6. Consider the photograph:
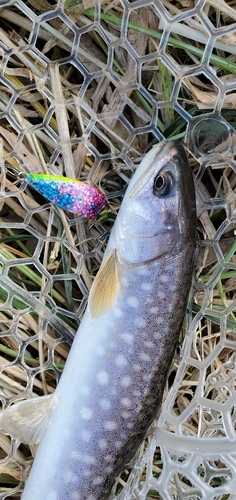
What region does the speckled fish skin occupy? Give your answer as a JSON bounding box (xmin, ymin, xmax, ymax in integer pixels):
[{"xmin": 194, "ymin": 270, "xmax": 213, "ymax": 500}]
[
  {"xmin": 22, "ymin": 141, "xmax": 196, "ymax": 500},
  {"xmin": 26, "ymin": 174, "xmax": 107, "ymax": 219}
]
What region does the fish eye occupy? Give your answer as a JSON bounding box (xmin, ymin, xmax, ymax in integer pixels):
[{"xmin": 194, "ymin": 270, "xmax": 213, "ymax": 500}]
[{"xmin": 153, "ymin": 172, "xmax": 172, "ymax": 197}]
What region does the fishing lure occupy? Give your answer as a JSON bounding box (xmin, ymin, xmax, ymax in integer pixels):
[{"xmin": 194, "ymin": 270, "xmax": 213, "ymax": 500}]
[
  {"xmin": 0, "ymin": 141, "xmax": 196, "ymax": 500},
  {"xmin": 26, "ymin": 174, "xmax": 107, "ymax": 219}
]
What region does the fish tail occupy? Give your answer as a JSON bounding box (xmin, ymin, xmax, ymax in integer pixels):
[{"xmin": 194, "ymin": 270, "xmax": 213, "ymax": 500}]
[{"xmin": 0, "ymin": 394, "xmax": 55, "ymax": 445}]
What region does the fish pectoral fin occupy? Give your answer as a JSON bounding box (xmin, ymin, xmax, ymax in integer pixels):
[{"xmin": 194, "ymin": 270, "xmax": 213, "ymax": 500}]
[
  {"xmin": 0, "ymin": 394, "xmax": 55, "ymax": 445},
  {"xmin": 88, "ymin": 248, "xmax": 120, "ymax": 319}
]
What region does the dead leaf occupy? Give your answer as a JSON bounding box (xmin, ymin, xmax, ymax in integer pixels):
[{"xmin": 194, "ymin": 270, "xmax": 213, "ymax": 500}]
[{"xmin": 183, "ymin": 77, "xmax": 236, "ymax": 109}]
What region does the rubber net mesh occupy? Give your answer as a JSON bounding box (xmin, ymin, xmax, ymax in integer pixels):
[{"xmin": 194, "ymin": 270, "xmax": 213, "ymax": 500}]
[{"xmin": 0, "ymin": 0, "xmax": 235, "ymax": 498}]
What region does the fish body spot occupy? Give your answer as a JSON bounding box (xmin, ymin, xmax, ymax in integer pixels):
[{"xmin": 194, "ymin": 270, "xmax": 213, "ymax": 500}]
[
  {"xmin": 81, "ymin": 430, "xmax": 92, "ymax": 442},
  {"xmin": 113, "ymin": 307, "xmax": 123, "ymax": 318},
  {"xmin": 134, "ymin": 317, "xmax": 146, "ymax": 328},
  {"xmin": 92, "ymin": 477, "xmax": 104, "ymax": 486},
  {"xmin": 121, "ymin": 375, "xmax": 132, "ymax": 387},
  {"xmin": 83, "ymin": 454, "xmax": 96, "ymax": 465},
  {"xmin": 114, "ymin": 440, "xmax": 122, "ymax": 449},
  {"xmin": 121, "ymin": 397, "xmax": 132, "ymax": 408},
  {"xmin": 71, "ymin": 493, "xmax": 81, "ymax": 500},
  {"xmin": 127, "ymin": 296, "xmax": 139, "ymax": 308},
  {"xmin": 140, "ymin": 352, "xmax": 150, "ymax": 362},
  {"xmin": 150, "ymin": 306, "xmax": 159, "ymax": 314},
  {"xmin": 99, "ymin": 398, "xmax": 111, "ymax": 410},
  {"xmin": 72, "ymin": 451, "xmax": 96, "ymax": 465},
  {"xmin": 104, "ymin": 420, "xmax": 117, "ymax": 431},
  {"xmin": 80, "ymin": 385, "xmax": 90, "ymax": 396},
  {"xmin": 138, "ymin": 267, "xmax": 149, "ymax": 276},
  {"xmin": 105, "ymin": 466, "xmax": 113, "ymax": 474},
  {"xmin": 65, "ymin": 470, "xmax": 77, "ymax": 484},
  {"xmin": 98, "ymin": 438, "xmax": 107, "ymax": 450},
  {"xmin": 160, "ymin": 274, "xmax": 169, "ymax": 283},
  {"xmin": 144, "ymin": 340, "xmax": 154, "ymax": 348},
  {"xmin": 115, "ymin": 354, "xmax": 127, "ymax": 367},
  {"xmin": 120, "ymin": 332, "xmax": 134, "ymax": 344},
  {"xmin": 122, "ymin": 276, "xmax": 129, "ymax": 287},
  {"xmin": 82, "ymin": 469, "xmax": 91, "ymax": 478},
  {"xmin": 80, "ymin": 407, "xmax": 93, "ymax": 420},
  {"xmin": 121, "ymin": 411, "xmax": 130, "ymax": 419},
  {"xmin": 96, "ymin": 370, "xmax": 109, "ymax": 385},
  {"xmin": 141, "ymin": 282, "xmax": 152, "ymax": 291}
]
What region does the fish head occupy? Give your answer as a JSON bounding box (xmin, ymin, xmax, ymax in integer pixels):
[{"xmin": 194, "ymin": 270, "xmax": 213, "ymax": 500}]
[{"xmin": 113, "ymin": 140, "xmax": 196, "ymax": 264}]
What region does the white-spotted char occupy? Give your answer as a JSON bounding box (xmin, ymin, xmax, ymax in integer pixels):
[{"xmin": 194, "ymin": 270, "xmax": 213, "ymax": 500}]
[{"xmin": 0, "ymin": 141, "xmax": 196, "ymax": 499}]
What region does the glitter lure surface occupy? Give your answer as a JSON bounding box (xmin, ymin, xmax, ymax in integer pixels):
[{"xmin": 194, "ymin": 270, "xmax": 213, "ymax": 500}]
[{"xmin": 26, "ymin": 174, "xmax": 107, "ymax": 219}]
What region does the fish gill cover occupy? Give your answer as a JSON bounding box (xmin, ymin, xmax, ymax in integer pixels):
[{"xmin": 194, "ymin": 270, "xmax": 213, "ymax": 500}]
[{"xmin": 0, "ymin": 1, "xmax": 235, "ymax": 499}]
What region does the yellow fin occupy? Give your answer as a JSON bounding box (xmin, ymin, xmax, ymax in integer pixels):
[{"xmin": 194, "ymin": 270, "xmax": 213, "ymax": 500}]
[
  {"xmin": 88, "ymin": 249, "xmax": 120, "ymax": 319},
  {"xmin": 0, "ymin": 394, "xmax": 55, "ymax": 444}
]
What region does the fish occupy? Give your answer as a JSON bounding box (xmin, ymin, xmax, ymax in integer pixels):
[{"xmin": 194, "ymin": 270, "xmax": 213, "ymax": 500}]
[
  {"xmin": 0, "ymin": 140, "xmax": 196, "ymax": 500},
  {"xmin": 26, "ymin": 173, "xmax": 107, "ymax": 219}
]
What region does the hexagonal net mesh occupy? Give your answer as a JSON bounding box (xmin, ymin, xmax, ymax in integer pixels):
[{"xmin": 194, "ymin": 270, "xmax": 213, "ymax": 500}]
[{"xmin": 0, "ymin": 0, "xmax": 235, "ymax": 498}]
